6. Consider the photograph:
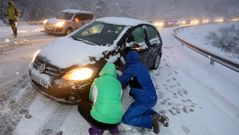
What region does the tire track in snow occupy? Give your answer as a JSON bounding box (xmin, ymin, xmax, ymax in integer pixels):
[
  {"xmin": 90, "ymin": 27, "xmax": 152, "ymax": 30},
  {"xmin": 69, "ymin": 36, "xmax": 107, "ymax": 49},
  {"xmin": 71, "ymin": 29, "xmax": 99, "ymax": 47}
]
[
  {"xmin": 0, "ymin": 36, "xmax": 56, "ymax": 53},
  {"xmin": 36, "ymin": 105, "xmax": 73, "ymax": 135},
  {"xmin": 0, "ymin": 80, "xmax": 37, "ymax": 135}
]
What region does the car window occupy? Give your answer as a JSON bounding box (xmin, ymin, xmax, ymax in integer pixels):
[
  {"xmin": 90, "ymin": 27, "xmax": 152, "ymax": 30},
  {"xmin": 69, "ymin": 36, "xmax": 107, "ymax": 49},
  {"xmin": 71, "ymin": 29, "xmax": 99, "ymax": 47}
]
[
  {"xmin": 146, "ymin": 25, "xmax": 161, "ymax": 45},
  {"xmin": 130, "ymin": 27, "xmax": 145, "ymax": 43},
  {"xmin": 57, "ymin": 12, "xmax": 73, "ymax": 20},
  {"xmin": 81, "ymin": 23, "xmax": 104, "ymax": 36},
  {"xmin": 74, "ymin": 14, "xmax": 94, "ymax": 21},
  {"xmin": 73, "ymin": 22, "xmax": 125, "ymax": 46},
  {"xmin": 146, "ymin": 26, "xmax": 158, "ymax": 40},
  {"xmin": 74, "ymin": 14, "xmax": 81, "ymax": 22},
  {"xmin": 80, "ymin": 14, "xmax": 94, "ymax": 21}
]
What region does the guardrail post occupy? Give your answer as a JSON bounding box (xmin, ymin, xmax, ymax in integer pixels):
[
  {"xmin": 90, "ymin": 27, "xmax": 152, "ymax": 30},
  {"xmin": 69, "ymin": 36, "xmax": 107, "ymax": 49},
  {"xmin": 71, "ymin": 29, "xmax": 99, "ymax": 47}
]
[
  {"xmin": 208, "ymin": 56, "xmax": 215, "ymax": 66},
  {"xmin": 210, "ymin": 59, "xmax": 215, "ymax": 66},
  {"xmin": 174, "ymin": 30, "xmax": 239, "ymax": 72}
]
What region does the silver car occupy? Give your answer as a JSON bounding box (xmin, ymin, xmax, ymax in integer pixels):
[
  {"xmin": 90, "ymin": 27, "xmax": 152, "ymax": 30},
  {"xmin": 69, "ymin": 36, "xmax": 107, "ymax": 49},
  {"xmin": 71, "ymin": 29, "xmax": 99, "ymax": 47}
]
[{"xmin": 43, "ymin": 9, "xmax": 94, "ymax": 35}]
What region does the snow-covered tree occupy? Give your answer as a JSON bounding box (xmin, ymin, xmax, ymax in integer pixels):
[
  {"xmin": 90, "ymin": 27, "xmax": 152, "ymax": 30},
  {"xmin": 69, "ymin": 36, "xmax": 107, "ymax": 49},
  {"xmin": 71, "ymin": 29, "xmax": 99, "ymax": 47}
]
[{"xmin": 207, "ymin": 24, "xmax": 239, "ymax": 55}]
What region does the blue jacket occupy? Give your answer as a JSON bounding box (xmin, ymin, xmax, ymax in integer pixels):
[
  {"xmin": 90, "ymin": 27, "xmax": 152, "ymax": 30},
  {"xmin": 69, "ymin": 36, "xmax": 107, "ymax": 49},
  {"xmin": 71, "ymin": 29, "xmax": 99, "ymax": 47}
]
[{"xmin": 118, "ymin": 51, "xmax": 157, "ymax": 107}]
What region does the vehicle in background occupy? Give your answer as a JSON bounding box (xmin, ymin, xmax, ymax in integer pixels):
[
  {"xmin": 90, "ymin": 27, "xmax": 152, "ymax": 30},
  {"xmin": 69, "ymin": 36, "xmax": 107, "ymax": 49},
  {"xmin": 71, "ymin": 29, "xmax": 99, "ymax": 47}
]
[
  {"xmin": 177, "ymin": 19, "xmax": 191, "ymax": 26},
  {"xmin": 29, "ymin": 17, "xmax": 163, "ymax": 104},
  {"xmin": 214, "ymin": 18, "xmax": 224, "ymax": 23},
  {"xmin": 43, "ymin": 9, "xmax": 94, "ymax": 35},
  {"xmin": 154, "ymin": 20, "xmax": 178, "ymax": 28},
  {"xmin": 190, "ymin": 19, "xmax": 200, "ymax": 25}
]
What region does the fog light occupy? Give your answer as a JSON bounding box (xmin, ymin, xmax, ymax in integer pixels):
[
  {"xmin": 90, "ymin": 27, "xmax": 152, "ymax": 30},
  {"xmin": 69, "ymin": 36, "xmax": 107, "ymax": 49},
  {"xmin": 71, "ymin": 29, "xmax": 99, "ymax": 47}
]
[{"xmin": 69, "ymin": 96, "xmax": 75, "ymax": 101}]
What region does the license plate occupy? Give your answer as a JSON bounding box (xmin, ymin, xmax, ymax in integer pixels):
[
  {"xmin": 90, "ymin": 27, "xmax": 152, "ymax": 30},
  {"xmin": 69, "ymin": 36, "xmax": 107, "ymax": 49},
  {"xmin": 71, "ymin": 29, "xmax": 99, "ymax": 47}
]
[
  {"xmin": 45, "ymin": 25, "xmax": 53, "ymax": 30},
  {"xmin": 31, "ymin": 73, "xmax": 49, "ymax": 89}
]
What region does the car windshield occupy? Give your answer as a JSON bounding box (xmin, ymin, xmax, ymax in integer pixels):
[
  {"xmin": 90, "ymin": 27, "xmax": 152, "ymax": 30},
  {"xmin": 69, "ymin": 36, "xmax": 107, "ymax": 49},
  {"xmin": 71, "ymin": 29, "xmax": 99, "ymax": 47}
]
[
  {"xmin": 72, "ymin": 21, "xmax": 125, "ymax": 46},
  {"xmin": 57, "ymin": 12, "xmax": 74, "ymax": 20}
]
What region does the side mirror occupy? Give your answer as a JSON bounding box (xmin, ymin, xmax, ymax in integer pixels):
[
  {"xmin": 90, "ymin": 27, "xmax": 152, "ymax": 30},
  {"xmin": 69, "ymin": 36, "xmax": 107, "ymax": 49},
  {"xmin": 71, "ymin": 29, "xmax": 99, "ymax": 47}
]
[{"xmin": 73, "ymin": 18, "xmax": 80, "ymax": 22}]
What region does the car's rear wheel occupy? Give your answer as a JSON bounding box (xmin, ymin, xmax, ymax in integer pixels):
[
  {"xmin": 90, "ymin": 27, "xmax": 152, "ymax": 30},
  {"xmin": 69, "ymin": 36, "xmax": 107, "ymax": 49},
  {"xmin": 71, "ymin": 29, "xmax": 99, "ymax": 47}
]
[
  {"xmin": 65, "ymin": 28, "xmax": 73, "ymax": 35},
  {"xmin": 151, "ymin": 53, "xmax": 161, "ymax": 70}
]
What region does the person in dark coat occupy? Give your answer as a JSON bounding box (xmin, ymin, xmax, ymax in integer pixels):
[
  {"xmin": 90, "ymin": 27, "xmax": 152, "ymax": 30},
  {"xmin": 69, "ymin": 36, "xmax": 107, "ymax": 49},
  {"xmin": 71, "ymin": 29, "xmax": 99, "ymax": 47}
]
[{"xmin": 117, "ymin": 50, "xmax": 169, "ymax": 134}]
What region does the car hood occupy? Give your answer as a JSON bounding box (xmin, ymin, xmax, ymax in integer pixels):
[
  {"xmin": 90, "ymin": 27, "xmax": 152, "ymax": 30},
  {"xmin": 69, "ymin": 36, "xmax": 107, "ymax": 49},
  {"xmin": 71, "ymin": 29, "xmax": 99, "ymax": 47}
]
[
  {"xmin": 39, "ymin": 37, "xmax": 113, "ymax": 69},
  {"xmin": 47, "ymin": 18, "xmax": 65, "ymax": 24}
]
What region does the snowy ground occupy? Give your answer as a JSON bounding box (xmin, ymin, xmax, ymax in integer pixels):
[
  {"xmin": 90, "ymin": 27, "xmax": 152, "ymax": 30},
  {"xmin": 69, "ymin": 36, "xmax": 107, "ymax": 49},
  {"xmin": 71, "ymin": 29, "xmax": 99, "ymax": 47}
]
[
  {"xmin": 0, "ymin": 23, "xmax": 239, "ymax": 135},
  {"xmin": 0, "ymin": 24, "xmax": 58, "ymax": 135}
]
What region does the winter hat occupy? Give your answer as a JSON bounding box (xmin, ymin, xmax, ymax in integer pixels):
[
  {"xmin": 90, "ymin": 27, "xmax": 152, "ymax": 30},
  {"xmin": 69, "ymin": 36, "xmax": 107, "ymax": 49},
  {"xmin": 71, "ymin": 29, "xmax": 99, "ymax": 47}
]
[{"xmin": 99, "ymin": 63, "xmax": 117, "ymax": 78}]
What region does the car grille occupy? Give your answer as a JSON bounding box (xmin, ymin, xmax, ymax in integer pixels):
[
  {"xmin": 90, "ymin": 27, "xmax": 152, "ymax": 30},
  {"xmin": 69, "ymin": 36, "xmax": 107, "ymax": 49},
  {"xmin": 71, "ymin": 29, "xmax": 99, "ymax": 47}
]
[{"xmin": 33, "ymin": 56, "xmax": 63, "ymax": 78}]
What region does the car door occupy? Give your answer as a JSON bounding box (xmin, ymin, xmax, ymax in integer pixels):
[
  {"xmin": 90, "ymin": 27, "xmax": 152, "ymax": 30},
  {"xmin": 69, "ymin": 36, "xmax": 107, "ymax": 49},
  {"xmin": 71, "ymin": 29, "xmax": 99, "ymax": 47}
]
[
  {"xmin": 127, "ymin": 25, "xmax": 151, "ymax": 67},
  {"xmin": 145, "ymin": 25, "xmax": 162, "ymax": 66}
]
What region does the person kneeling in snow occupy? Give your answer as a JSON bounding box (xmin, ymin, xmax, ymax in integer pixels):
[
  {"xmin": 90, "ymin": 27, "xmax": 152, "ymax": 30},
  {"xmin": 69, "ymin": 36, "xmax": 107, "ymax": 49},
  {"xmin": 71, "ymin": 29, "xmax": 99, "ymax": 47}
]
[
  {"xmin": 117, "ymin": 51, "xmax": 169, "ymax": 134},
  {"xmin": 78, "ymin": 63, "xmax": 123, "ymax": 135}
]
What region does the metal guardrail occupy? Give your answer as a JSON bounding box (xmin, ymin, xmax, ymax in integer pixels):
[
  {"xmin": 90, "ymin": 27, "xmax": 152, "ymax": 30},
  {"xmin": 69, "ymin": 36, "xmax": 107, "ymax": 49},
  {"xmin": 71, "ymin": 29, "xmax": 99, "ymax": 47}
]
[{"xmin": 173, "ymin": 28, "xmax": 239, "ymax": 72}]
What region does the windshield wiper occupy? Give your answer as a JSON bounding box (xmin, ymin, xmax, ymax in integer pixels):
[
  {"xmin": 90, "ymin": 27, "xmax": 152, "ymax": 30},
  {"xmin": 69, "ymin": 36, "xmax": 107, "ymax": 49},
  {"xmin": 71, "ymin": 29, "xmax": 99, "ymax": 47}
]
[
  {"xmin": 71, "ymin": 35, "xmax": 78, "ymax": 40},
  {"xmin": 71, "ymin": 35, "xmax": 96, "ymax": 45}
]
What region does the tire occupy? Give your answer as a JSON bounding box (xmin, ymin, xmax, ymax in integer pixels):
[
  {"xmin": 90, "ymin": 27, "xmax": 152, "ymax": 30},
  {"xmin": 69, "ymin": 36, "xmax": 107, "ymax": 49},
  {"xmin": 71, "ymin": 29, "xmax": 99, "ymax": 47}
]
[
  {"xmin": 65, "ymin": 28, "xmax": 73, "ymax": 35},
  {"xmin": 151, "ymin": 53, "xmax": 161, "ymax": 70}
]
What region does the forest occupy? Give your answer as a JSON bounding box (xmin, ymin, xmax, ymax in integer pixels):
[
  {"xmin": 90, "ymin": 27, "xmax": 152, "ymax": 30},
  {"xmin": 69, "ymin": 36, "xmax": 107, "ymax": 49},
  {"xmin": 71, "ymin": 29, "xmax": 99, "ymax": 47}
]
[{"xmin": 0, "ymin": 0, "xmax": 239, "ymax": 23}]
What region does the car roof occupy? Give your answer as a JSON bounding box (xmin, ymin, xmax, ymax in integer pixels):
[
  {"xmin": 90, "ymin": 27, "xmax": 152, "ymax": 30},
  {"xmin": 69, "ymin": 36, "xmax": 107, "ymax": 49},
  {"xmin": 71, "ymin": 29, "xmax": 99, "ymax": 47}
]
[
  {"xmin": 61, "ymin": 9, "xmax": 93, "ymax": 14},
  {"xmin": 96, "ymin": 17, "xmax": 151, "ymax": 26}
]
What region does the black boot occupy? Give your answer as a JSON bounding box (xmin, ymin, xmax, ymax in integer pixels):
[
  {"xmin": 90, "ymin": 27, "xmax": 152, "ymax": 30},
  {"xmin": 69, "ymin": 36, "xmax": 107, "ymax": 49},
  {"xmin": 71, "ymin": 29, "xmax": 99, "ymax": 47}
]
[
  {"xmin": 159, "ymin": 114, "xmax": 169, "ymax": 127},
  {"xmin": 13, "ymin": 27, "xmax": 17, "ymax": 38},
  {"xmin": 152, "ymin": 113, "xmax": 160, "ymax": 134}
]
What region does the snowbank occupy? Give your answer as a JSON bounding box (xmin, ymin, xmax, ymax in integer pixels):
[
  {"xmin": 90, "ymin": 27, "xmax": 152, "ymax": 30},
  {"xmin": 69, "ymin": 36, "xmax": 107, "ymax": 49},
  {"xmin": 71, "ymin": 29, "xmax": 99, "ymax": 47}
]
[
  {"xmin": 0, "ymin": 23, "xmax": 43, "ymax": 39},
  {"xmin": 0, "ymin": 19, "xmax": 5, "ymax": 26},
  {"xmin": 176, "ymin": 22, "xmax": 239, "ymax": 64}
]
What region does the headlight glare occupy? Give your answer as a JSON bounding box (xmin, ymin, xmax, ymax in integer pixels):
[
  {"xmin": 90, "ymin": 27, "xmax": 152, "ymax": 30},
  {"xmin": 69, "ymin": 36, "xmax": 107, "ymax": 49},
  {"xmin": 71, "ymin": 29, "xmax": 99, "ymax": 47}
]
[
  {"xmin": 63, "ymin": 68, "xmax": 93, "ymax": 81},
  {"xmin": 43, "ymin": 19, "xmax": 48, "ymax": 24},
  {"xmin": 56, "ymin": 21, "xmax": 65, "ymax": 27}
]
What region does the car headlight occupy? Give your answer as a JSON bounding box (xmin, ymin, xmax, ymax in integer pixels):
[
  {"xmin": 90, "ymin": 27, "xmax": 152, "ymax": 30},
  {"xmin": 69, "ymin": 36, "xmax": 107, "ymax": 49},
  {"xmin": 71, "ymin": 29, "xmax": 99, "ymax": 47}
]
[
  {"xmin": 31, "ymin": 50, "xmax": 41, "ymax": 63},
  {"xmin": 56, "ymin": 22, "xmax": 65, "ymax": 27},
  {"xmin": 158, "ymin": 22, "xmax": 164, "ymax": 27},
  {"xmin": 63, "ymin": 67, "xmax": 93, "ymax": 81},
  {"xmin": 43, "ymin": 19, "xmax": 48, "ymax": 24}
]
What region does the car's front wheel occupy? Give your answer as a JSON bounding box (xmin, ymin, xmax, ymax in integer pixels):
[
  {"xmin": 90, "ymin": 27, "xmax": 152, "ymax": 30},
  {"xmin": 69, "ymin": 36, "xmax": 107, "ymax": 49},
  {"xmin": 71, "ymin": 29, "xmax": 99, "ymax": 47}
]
[
  {"xmin": 65, "ymin": 28, "xmax": 73, "ymax": 35},
  {"xmin": 151, "ymin": 52, "xmax": 161, "ymax": 70}
]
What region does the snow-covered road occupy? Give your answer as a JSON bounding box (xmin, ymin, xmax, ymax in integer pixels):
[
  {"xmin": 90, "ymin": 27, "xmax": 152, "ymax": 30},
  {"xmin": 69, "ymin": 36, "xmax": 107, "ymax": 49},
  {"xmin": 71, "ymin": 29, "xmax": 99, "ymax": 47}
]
[
  {"xmin": 157, "ymin": 28, "xmax": 239, "ymax": 135},
  {"xmin": 0, "ymin": 26, "xmax": 58, "ymax": 135},
  {"xmin": 0, "ymin": 24, "xmax": 239, "ymax": 135}
]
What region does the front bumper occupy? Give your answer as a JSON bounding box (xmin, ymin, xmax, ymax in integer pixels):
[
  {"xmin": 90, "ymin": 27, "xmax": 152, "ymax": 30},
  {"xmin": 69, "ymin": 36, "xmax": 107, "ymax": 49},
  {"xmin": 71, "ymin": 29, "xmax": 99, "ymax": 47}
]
[
  {"xmin": 44, "ymin": 25, "xmax": 65, "ymax": 35},
  {"xmin": 29, "ymin": 69, "xmax": 93, "ymax": 105}
]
